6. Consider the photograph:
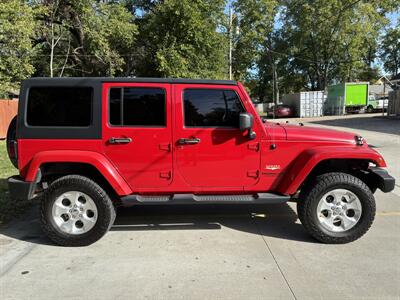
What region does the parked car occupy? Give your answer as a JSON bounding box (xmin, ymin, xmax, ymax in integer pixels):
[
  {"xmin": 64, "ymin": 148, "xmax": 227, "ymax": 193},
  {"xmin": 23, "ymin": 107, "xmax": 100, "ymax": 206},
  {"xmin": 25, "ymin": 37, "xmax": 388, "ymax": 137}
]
[
  {"xmin": 7, "ymin": 78, "xmax": 395, "ymax": 246},
  {"xmin": 267, "ymin": 104, "xmax": 294, "ymax": 118},
  {"xmin": 366, "ymin": 96, "xmax": 389, "ymax": 113}
]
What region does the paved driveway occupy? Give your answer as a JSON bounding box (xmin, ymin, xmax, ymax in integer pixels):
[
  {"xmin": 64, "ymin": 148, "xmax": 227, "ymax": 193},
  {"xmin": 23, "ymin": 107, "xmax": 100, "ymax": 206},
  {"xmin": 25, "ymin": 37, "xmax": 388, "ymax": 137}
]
[{"xmin": 1, "ymin": 114, "xmax": 399, "ymax": 299}]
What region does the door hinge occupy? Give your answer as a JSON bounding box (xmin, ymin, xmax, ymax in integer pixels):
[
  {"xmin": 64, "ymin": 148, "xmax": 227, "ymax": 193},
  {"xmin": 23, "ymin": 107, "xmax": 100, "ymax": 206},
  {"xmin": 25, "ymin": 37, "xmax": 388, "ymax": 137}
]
[
  {"xmin": 159, "ymin": 143, "xmax": 171, "ymax": 151},
  {"xmin": 160, "ymin": 171, "xmax": 172, "ymax": 179},
  {"xmin": 247, "ymin": 170, "xmax": 259, "ymax": 178},
  {"xmin": 247, "ymin": 143, "xmax": 260, "ymax": 151}
]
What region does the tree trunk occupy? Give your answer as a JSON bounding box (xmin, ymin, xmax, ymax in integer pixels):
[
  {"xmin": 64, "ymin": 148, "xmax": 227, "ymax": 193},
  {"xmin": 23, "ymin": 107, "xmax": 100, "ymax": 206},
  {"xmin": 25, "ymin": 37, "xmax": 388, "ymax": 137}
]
[{"xmin": 50, "ymin": 23, "xmax": 54, "ymax": 78}]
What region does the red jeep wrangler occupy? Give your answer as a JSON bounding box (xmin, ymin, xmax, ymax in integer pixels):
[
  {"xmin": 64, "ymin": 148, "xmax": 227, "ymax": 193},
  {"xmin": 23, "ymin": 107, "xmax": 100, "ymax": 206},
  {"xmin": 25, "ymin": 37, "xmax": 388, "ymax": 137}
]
[{"xmin": 6, "ymin": 78, "xmax": 395, "ymax": 246}]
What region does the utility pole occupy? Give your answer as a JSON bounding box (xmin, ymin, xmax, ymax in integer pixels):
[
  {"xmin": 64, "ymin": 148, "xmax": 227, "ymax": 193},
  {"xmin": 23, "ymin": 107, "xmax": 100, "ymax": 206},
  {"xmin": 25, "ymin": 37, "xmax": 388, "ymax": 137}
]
[{"xmin": 229, "ymin": 7, "xmax": 233, "ymax": 80}]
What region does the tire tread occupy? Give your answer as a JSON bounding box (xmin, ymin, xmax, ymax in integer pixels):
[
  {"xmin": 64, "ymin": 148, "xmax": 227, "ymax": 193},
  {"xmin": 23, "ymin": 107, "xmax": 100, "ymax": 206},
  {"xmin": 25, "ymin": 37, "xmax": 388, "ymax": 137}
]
[
  {"xmin": 298, "ymin": 172, "xmax": 375, "ymax": 244},
  {"xmin": 40, "ymin": 175, "xmax": 116, "ymax": 246}
]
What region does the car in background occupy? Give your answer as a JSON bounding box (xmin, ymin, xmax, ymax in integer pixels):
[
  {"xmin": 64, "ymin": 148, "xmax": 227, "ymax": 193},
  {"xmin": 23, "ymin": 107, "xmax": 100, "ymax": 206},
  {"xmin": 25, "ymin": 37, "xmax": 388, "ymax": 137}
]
[
  {"xmin": 366, "ymin": 96, "xmax": 389, "ymax": 113},
  {"xmin": 267, "ymin": 104, "xmax": 294, "ymax": 118}
]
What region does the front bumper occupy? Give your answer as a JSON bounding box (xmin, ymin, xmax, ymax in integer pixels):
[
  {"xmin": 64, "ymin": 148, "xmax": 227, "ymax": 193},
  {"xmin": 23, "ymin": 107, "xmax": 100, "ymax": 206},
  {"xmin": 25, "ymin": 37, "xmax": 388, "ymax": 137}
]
[
  {"xmin": 7, "ymin": 176, "xmax": 37, "ymax": 201},
  {"xmin": 369, "ymin": 167, "xmax": 395, "ymax": 193}
]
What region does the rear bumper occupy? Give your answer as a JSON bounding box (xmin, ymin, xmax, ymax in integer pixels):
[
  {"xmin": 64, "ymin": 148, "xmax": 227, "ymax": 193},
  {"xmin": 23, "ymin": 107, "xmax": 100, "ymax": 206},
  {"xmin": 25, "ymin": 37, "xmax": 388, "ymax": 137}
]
[
  {"xmin": 7, "ymin": 176, "xmax": 37, "ymax": 200},
  {"xmin": 369, "ymin": 167, "xmax": 395, "ymax": 193}
]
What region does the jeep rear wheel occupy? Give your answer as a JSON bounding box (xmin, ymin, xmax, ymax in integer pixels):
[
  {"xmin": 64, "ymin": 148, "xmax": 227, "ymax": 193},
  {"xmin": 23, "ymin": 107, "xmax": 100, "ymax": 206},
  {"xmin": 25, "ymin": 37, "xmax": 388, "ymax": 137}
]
[
  {"xmin": 41, "ymin": 175, "xmax": 116, "ymax": 246},
  {"xmin": 297, "ymin": 172, "xmax": 375, "ymax": 244}
]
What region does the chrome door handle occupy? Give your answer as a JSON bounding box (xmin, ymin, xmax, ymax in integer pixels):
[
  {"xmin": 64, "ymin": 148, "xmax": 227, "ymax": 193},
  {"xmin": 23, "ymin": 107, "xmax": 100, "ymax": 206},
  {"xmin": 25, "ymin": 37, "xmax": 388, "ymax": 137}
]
[
  {"xmin": 109, "ymin": 137, "xmax": 132, "ymax": 144},
  {"xmin": 178, "ymin": 138, "xmax": 201, "ymax": 145}
]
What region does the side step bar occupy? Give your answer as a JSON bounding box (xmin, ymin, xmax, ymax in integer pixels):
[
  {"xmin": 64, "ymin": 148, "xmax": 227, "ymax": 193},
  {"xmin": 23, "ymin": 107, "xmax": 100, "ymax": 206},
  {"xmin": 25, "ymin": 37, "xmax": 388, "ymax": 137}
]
[{"xmin": 120, "ymin": 193, "xmax": 290, "ymax": 206}]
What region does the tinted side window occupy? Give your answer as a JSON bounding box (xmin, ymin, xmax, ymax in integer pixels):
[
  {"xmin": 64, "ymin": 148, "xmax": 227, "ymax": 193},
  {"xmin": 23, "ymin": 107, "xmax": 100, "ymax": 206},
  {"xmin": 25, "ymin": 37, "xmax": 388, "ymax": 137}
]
[
  {"xmin": 27, "ymin": 87, "xmax": 92, "ymax": 126},
  {"xmin": 109, "ymin": 88, "xmax": 166, "ymax": 126},
  {"xmin": 183, "ymin": 89, "xmax": 244, "ymax": 127}
]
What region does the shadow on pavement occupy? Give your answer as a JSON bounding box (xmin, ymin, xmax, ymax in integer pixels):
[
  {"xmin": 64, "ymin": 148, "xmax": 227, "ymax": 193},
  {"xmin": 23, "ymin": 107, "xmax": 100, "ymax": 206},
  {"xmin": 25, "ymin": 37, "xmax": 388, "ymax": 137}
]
[
  {"xmin": 309, "ymin": 116, "xmax": 400, "ymax": 135},
  {"xmin": 0, "ymin": 202, "xmax": 316, "ymax": 246}
]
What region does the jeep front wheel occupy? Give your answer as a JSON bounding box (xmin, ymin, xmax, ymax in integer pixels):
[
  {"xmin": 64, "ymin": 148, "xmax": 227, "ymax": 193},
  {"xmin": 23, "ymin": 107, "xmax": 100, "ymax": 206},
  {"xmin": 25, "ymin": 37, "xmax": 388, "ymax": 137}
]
[
  {"xmin": 297, "ymin": 172, "xmax": 376, "ymax": 244},
  {"xmin": 41, "ymin": 175, "xmax": 116, "ymax": 246}
]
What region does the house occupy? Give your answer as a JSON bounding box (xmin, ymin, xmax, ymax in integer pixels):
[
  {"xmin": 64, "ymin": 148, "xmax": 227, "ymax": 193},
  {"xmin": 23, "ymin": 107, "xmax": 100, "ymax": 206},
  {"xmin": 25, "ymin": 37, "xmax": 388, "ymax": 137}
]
[
  {"xmin": 369, "ymin": 84, "xmax": 393, "ymax": 99},
  {"xmin": 370, "ymin": 76, "xmax": 395, "ymax": 99}
]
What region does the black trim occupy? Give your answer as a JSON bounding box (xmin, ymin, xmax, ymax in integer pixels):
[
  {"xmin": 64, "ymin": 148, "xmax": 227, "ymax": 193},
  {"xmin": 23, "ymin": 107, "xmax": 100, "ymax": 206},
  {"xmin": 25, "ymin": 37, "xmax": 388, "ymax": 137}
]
[
  {"xmin": 369, "ymin": 167, "xmax": 395, "ymax": 193},
  {"xmin": 18, "ymin": 79, "xmax": 102, "ymax": 139},
  {"xmin": 7, "ymin": 175, "xmax": 37, "ymax": 200},
  {"xmin": 18, "ymin": 77, "xmax": 237, "ymax": 139},
  {"xmin": 120, "ymin": 193, "xmax": 290, "ymax": 206},
  {"xmin": 24, "ymin": 77, "xmax": 238, "ymax": 85}
]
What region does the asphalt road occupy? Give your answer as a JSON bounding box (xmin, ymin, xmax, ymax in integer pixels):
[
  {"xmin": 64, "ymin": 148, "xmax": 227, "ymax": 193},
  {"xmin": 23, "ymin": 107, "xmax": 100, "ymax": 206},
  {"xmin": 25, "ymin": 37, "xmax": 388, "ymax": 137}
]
[{"xmin": 1, "ymin": 114, "xmax": 399, "ymax": 300}]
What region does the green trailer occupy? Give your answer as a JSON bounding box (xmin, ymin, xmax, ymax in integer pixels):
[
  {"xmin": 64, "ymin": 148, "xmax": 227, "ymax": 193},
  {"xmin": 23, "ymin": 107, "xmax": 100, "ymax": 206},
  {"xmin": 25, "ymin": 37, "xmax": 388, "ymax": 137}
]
[{"xmin": 326, "ymin": 82, "xmax": 369, "ymax": 114}]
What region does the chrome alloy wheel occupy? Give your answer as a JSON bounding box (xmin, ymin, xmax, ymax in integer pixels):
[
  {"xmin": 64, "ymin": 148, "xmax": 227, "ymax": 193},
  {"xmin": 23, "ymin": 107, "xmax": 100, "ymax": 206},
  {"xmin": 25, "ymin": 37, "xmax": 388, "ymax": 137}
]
[
  {"xmin": 316, "ymin": 189, "xmax": 362, "ymax": 232},
  {"xmin": 52, "ymin": 191, "xmax": 98, "ymax": 235}
]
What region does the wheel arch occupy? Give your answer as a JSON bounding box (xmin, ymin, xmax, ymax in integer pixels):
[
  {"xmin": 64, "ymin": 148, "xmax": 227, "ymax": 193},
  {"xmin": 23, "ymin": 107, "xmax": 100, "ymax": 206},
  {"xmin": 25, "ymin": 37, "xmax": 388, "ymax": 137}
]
[
  {"xmin": 299, "ymin": 158, "xmax": 380, "ymax": 193},
  {"xmin": 276, "ymin": 146, "xmax": 386, "ymax": 195},
  {"xmin": 24, "ymin": 150, "xmax": 132, "ymax": 196}
]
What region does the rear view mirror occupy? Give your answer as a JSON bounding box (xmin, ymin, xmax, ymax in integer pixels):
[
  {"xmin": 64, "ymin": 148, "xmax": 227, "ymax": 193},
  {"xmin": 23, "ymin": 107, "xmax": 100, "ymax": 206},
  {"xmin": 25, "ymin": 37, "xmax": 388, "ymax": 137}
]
[{"xmin": 239, "ymin": 112, "xmax": 254, "ymax": 131}]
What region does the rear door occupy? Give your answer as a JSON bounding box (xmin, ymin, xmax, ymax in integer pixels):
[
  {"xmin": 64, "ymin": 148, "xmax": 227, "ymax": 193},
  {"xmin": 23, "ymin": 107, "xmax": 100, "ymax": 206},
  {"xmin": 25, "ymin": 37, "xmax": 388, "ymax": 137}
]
[
  {"xmin": 102, "ymin": 82, "xmax": 172, "ymax": 190},
  {"xmin": 174, "ymin": 84, "xmax": 261, "ymax": 189}
]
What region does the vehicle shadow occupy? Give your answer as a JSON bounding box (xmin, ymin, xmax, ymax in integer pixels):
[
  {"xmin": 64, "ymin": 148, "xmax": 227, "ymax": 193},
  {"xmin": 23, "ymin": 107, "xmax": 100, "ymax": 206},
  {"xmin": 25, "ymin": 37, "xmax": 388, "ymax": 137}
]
[
  {"xmin": 0, "ymin": 202, "xmax": 316, "ymax": 246},
  {"xmin": 309, "ymin": 116, "xmax": 400, "ymax": 136}
]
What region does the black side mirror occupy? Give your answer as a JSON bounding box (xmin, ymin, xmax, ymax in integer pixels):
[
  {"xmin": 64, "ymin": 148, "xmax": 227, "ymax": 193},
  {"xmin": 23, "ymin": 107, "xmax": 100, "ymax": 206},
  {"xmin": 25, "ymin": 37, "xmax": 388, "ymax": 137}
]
[{"xmin": 239, "ymin": 113, "xmax": 256, "ymax": 140}]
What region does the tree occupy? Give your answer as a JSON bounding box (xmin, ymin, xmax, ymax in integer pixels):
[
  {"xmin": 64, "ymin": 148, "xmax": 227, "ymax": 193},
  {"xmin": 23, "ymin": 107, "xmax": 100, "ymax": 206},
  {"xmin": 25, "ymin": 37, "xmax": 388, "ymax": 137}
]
[
  {"xmin": 0, "ymin": 0, "xmax": 35, "ymax": 97},
  {"xmin": 232, "ymin": 0, "xmax": 277, "ymax": 80},
  {"xmin": 228, "ymin": 0, "xmax": 278, "ymax": 102},
  {"xmin": 33, "ymin": 0, "xmax": 137, "ymax": 77},
  {"xmin": 380, "ymin": 26, "xmax": 400, "ymax": 76},
  {"xmin": 134, "ymin": 0, "xmax": 227, "ymax": 79},
  {"xmin": 279, "ymin": 0, "xmax": 392, "ymax": 91}
]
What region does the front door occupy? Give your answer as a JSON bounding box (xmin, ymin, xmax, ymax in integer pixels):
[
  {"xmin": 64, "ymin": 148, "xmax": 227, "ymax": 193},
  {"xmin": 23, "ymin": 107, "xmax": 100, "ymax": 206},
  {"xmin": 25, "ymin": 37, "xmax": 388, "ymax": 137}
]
[
  {"xmin": 102, "ymin": 83, "xmax": 172, "ymax": 190},
  {"xmin": 174, "ymin": 84, "xmax": 260, "ymax": 189}
]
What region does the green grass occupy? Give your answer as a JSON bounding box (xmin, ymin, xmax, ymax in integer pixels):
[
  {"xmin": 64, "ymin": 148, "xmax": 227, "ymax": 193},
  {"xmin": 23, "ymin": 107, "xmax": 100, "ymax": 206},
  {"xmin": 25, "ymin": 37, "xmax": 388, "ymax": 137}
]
[{"xmin": 0, "ymin": 140, "xmax": 31, "ymax": 224}]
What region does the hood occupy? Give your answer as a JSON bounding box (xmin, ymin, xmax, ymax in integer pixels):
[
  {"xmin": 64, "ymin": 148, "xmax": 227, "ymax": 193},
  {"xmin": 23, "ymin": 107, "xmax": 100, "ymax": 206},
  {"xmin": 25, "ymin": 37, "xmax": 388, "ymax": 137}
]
[{"xmin": 265, "ymin": 122, "xmax": 358, "ymax": 144}]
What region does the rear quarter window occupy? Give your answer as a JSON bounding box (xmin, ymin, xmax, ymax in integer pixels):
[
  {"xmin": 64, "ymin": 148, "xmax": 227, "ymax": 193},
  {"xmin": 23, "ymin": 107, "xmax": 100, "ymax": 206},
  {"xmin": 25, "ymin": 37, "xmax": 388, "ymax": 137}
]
[{"xmin": 27, "ymin": 87, "xmax": 93, "ymax": 127}]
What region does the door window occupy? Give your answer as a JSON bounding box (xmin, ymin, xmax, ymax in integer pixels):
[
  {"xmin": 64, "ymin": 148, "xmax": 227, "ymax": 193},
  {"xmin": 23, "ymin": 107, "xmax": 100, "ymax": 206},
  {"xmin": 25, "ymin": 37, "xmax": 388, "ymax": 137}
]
[
  {"xmin": 183, "ymin": 89, "xmax": 244, "ymax": 127},
  {"xmin": 109, "ymin": 87, "xmax": 166, "ymax": 126}
]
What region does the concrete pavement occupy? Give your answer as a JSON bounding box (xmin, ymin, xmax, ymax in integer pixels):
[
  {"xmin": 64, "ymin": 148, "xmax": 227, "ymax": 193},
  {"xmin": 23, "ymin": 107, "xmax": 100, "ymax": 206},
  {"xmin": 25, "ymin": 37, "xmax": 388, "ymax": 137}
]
[{"xmin": 1, "ymin": 114, "xmax": 399, "ymax": 299}]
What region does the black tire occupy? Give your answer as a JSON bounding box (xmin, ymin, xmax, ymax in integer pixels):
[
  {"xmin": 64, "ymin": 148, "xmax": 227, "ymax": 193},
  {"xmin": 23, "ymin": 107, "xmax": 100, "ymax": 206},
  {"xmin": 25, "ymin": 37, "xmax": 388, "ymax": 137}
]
[
  {"xmin": 40, "ymin": 175, "xmax": 116, "ymax": 246},
  {"xmin": 366, "ymin": 105, "xmax": 374, "ymax": 113},
  {"xmin": 297, "ymin": 172, "xmax": 375, "ymax": 244},
  {"xmin": 6, "ymin": 116, "xmax": 18, "ymax": 168}
]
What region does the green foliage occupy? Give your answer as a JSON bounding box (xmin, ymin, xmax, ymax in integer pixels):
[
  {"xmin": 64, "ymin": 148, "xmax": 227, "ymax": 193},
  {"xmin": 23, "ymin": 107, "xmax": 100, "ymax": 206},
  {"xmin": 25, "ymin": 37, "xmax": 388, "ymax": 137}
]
[
  {"xmin": 137, "ymin": 0, "xmax": 227, "ymax": 78},
  {"xmin": 232, "ymin": 0, "xmax": 278, "ymax": 81},
  {"xmin": 380, "ymin": 26, "xmax": 400, "ymax": 76},
  {"xmin": 0, "ymin": 0, "xmax": 399, "ymax": 99},
  {"xmin": 33, "ymin": 0, "xmax": 137, "ymax": 77},
  {"xmin": 278, "ymin": 0, "xmax": 390, "ymax": 91},
  {"xmin": 0, "ymin": 0, "xmax": 35, "ymax": 97}
]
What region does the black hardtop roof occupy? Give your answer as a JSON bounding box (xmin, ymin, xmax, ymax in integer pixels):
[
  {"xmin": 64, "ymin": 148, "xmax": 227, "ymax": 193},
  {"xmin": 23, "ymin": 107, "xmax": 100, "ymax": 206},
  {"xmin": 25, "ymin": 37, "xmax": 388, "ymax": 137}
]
[{"xmin": 24, "ymin": 77, "xmax": 238, "ymax": 86}]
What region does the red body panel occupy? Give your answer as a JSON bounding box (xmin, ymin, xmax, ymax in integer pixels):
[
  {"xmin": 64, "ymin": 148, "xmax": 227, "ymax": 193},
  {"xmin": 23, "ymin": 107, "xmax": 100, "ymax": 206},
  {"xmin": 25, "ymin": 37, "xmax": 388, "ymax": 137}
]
[
  {"xmin": 173, "ymin": 84, "xmax": 261, "ymax": 190},
  {"xmin": 17, "ymin": 81, "xmax": 387, "ymax": 197},
  {"xmin": 18, "ymin": 141, "xmax": 132, "ymax": 195},
  {"xmin": 102, "ymin": 82, "xmax": 173, "ymax": 190}
]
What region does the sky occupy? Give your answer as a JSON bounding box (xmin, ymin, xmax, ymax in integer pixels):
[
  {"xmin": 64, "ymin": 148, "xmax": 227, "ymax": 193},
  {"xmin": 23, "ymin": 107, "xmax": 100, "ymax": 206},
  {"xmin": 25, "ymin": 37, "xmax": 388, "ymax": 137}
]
[{"xmin": 387, "ymin": 11, "xmax": 399, "ymax": 27}]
